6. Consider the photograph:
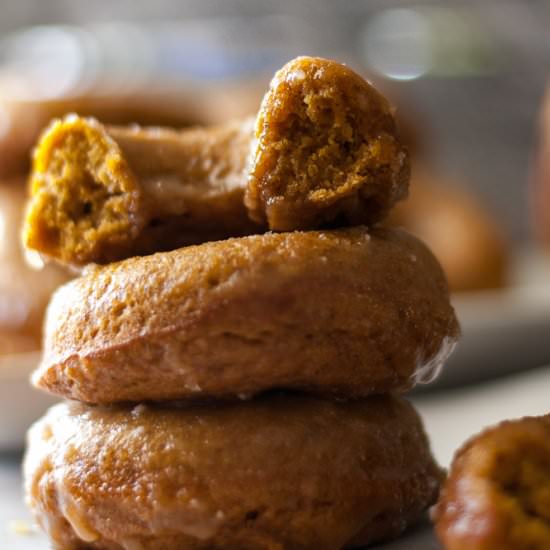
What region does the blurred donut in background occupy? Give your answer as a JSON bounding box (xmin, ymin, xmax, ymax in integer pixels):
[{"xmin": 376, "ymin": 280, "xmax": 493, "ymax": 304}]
[
  {"xmin": 0, "ymin": 84, "xmax": 262, "ymax": 179},
  {"xmin": 534, "ymin": 83, "xmax": 550, "ymax": 249},
  {"xmin": 388, "ymin": 164, "xmax": 509, "ymax": 293},
  {"xmin": 0, "ymin": 181, "xmax": 71, "ymax": 355},
  {"xmin": 0, "ymin": 23, "xmax": 265, "ymax": 178}
]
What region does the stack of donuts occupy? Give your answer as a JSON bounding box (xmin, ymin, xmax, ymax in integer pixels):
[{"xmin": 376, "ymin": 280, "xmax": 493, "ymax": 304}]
[{"xmin": 23, "ymin": 57, "xmax": 459, "ymax": 549}]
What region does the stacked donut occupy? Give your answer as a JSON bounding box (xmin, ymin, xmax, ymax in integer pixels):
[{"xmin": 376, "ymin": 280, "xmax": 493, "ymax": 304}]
[{"xmin": 23, "ymin": 57, "xmax": 459, "ymax": 549}]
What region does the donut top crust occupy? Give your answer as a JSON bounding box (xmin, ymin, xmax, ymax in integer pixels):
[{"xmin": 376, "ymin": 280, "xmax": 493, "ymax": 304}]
[{"xmin": 34, "ymin": 226, "xmax": 458, "ymax": 403}]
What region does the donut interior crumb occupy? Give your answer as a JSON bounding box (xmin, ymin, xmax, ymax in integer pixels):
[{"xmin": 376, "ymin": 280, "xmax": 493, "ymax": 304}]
[
  {"xmin": 24, "ymin": 117, "xmax": 139, "ymax": 264},
  {"xmin": 249, "ymin": 57, "xmax": 408, "ymax": 229},
  {"xmin": 491, "ymin": 444, "xmax": 550, "ymax": 539}
]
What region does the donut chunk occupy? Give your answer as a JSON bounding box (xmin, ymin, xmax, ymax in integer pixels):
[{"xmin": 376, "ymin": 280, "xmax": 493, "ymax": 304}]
[
  {"xmin": 24, "ymin": 115, "xmax": 259, "ymax": 265},
  {"xmin": 23, "ymin": 57, "xmax": 409, "ymax": 267},
  {"xmin": 25, "ymin": 394, "xmax": 443, "ymax": 550},
  {"xmin": 434, "ymin": 415, "xmax": 550, "ymax": 550},
  {"xmin": 246, "ymin": 56, "xmax": 409, "ymax": 229},
  {"xmin": 33, "ymin": 227, "xmax": 459, "ymax": 404}
]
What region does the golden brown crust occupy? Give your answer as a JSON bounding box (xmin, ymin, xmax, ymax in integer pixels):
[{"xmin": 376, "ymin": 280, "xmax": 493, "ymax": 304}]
[
  {"xmin": 0, "ymin": 180, "xmax": 71, "ymax": 354},
  {"xmin": 25, "ymin": 394, "xmax": 443, "ymax": 550},
  {"xmin": 23, "ymin": 57, "xmax": 409, "ymax": 267},
  {"xmin": 33, "ymin": 226, "xmax": 458, "ymax": 404},
  {"xmin": 245, "ymin": 56, "xmax": 409, "ymax": 229},
  {"xmin": 388, "ymin": 166, "xmax": 508, "ymax": 292},
  {"xmin": 433, "ymin": 415, "xmax": 550, "ymax": 550}
]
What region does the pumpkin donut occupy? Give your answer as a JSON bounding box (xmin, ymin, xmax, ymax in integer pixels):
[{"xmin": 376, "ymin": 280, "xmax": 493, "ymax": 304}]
[
  {"xmin": 33, "ymin": 226, "xmax": 458, "ymax": 404},
  {"xmin": 25, "ymin": 393, "xmax": 442, "ymax": 550},
  {"xmin": 434, "ymin": 414, "xmax": 550, "ymax": 550},
  {"xmin": 23, "ymin": 56, "xmax": 409, "ymax": 266}
]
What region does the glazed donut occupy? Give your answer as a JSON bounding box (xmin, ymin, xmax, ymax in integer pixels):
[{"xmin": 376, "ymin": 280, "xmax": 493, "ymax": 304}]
[
  {"xmin": 25, "ymin": 394, "xmax": 442, "ymax": 550},
  {"xmin": 388, "ymin": 165, "xmax": 508, "ymax": 292},
  {"xmin": 33, "ymin": 226, "xmax": 458, "ymax": 404},
  {"xmin": 0, "ymin": 180, "xmax": 71, "ymax": 354},
  {"xmin": 23, "ymin": 56, "xmax": 409, "ymax": 266},
  {"xmin": 434, "ymin": 414, "xmax": 550, "ymax": 550}
]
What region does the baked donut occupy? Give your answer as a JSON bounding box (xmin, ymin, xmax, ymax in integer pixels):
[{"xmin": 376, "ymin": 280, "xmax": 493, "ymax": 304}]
[
  {"xmin": 388, "ymin": 165, "xmax": 508, "ymax": 292},
  {"xmin": 434, "ymin": 414, "xmax": 550, "ymax": 550},
  {"xmin": 33, "ymin": 226, "xmax": 458, "ymax": 404},
  {"xmin": 25, "ymin": 394, "xmax": 443, "ymax": 550},
  {"xmin": 23, "ymin": 56, "xmax": 409, "ymax": 266},
  {"xmin": 0, "ymin": 180, "xmax": 71, "ymax": 354}
]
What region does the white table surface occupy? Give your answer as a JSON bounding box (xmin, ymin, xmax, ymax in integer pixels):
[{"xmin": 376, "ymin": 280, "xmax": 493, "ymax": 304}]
[{"xmin": 2, "ymin": 365, "xmax": 550, "ymax": 549}]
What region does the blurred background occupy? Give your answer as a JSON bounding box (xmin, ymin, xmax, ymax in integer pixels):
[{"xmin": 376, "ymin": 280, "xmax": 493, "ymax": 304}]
[
  {"xmin": 1, "ymin": 5, "xmax": 550, "ymax": 548},
  {"xmin": 0, "ymin": 0, "xmax": 550, "ymax": 450},
  {"xmin": 0, "ymin": 0, "xmax": 549, "ymax": 239}
]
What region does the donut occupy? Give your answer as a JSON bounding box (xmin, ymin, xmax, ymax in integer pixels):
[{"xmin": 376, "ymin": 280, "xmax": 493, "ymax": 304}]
[
  {"xmin": 23, "ymin": 56, "xmax": 409, "ymax": 266},
  {"xmin": 388, "ymin": 165, "xmax": 508, "ymax": 292},
  {"xmin": 0, "ymin": 180, "xmax": 71, "ymax": 354},
  {"xmin": 25, "ymin": 394, "xmax": 442, "ymax": 550},
  {"xmin": 433, "ymin": 414, "xmax": 550, "ymax": 549},
  {"xmin": 32, "ymin": 226, "xmax": 458, "ymax": 404}
]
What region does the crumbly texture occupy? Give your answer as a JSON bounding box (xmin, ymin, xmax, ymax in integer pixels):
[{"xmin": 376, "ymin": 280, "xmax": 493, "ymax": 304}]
[
  {"xmin": 24, "ymin": 115, "xmax": 259, "ymax": 265},
  {"xmin": 24, "ymin": 116, "xmax": 143, "ymax": 265},
  {"xmin": 434, "ymin": 415, "xmax": 550, "ymax": 550},
  {"xmin": 25, "ymin": 394, "xmax": 443, "ymax": 550},
  {"xmin": 33, "ymin": 227, "xmax": 458, "ymax": 404},
  {"xmin": 0, "ymin": 181, "xmax": 71, "ymax": 354},
  {"xmin": 24, "ymin": 57, "xmax": 409, "ymax": 267},
  {"xmin": 246, "ymin": 56, "xmax": 409, "ymax": 230},
  {"xmin": 388, "ymin": 165, "xmax": 508, "ymax": 292}
]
